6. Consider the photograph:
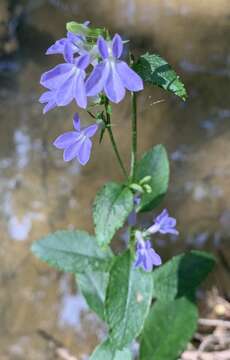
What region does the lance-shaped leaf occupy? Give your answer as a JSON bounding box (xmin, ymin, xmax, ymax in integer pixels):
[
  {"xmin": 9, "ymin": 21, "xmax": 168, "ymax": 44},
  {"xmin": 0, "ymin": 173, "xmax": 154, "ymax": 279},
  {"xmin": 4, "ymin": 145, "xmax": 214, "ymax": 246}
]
[
  {"xmin": 140, "ymin": 297, "xmax": 198, "ymax": 360},
  {"xmin": 105, "ymin": 251, "xmax": 153, "ymax": 349},
  {"xmin": 31, "ymin": 230, "xmax": 112, "ymax": 274},
  {"xmin": 77, "ymin": 271, "xmax": 109, "ymax": 320},
  {"xmin": 90, "ymin": 339, "xmax": 132, "ymax": 360},
  {"xmin": 133, "ymin": 52, "xmax": 187, "ymax": 101},
  {"xmin": 135, "ymin": 145, "xmax": 169, "ymax": 212},
  {"xmin": 152, "ymin": 250, "xmax": 216, "ymax": 301},
  {"xmin": 93, "ymin": 182, "xmax": 133, "ymax": 247}
]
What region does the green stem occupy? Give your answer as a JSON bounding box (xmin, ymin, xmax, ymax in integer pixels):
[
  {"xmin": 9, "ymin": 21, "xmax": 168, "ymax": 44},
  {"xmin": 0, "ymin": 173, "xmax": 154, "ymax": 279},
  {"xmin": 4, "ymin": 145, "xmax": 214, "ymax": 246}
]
[
  {"xmin": 130, "ymin": 91, "xmax": 137, "ymax": 180},
  {"xmin": 104, "ymin": 100, "xmax": 128, "ymax": 178}
]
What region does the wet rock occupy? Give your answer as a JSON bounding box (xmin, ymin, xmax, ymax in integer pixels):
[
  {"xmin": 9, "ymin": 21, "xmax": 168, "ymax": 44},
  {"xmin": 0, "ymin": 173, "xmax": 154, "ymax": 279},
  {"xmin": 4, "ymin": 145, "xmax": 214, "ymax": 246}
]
[{"xmin": 0, "ymin": 0, "xmax": 18, "ymax": 56}]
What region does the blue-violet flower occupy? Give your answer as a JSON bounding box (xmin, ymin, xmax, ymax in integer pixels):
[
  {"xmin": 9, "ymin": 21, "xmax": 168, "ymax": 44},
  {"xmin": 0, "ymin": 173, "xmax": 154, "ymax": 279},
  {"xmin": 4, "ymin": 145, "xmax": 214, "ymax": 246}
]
[
  {"xmin": 53, "ymin": 113, "xmax": 98, "ymax": 165},
  {"xmin": 85, "ymin": 34, "xmax": 144, "ymax": 103},
  {"xmin": 46, "ymin": 21, "xmax": 90, "ymax": 62},
  {"xmin": 40, "ymin": 54, "xmax": 90, "ymax": 109},
  {"xmin": 134, "ymin": 231, "xmax": 162, "ymax": 272},
  {"xmin": 147, "ymin": 209, "xmax": 179, "ymax": 235}
]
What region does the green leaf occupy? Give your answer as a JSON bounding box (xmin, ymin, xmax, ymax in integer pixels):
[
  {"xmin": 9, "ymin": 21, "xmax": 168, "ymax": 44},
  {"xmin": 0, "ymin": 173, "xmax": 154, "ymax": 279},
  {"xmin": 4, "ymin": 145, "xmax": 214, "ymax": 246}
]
[
  {"xmin": 152, "ymin": 251, "xmax": 216, "ymax": 301},
  {"xmin": 31, "ymin": 230, "xmax": 112, "ymax": 274},
  {"xmin": 140, "ymin": 297, "xmax": 198, "ymax": 360},
  {"xmin": 105, "ymin": 251, "xmax": 153, "ymax": 349},
  {"xmin": 93, "ymin": 182, "xmax": 133, "ymax": 247},
  {"xmin": 134, "ymin": 52, "xmax": 187, "ymax": 101},
  {"xmin": 90, "ymin": 340, "xmax": 132, "ymax": 360},
  {"xmin": 77, "ymin": 271, "xmax": 109, "ymax": 320},
  {"xmin": 135, "ymin": 145, "xmax": 169, "ymax": 212}
]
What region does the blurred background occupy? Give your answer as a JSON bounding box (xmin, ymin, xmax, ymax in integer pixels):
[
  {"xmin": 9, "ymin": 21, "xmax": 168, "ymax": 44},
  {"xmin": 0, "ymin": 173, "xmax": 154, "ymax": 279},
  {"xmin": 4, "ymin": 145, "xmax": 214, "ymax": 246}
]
[{"xmin": 0, "ymin": 0, "xmax": 230, "ymax": 359}]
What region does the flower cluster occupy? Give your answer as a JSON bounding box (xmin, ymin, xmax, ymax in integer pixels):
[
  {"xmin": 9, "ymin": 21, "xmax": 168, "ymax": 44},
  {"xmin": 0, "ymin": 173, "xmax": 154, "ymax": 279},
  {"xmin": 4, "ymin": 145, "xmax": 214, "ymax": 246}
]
[
  {"xmin": 39, "ymin": 21, "xmax": 144, "ymax": 166},
  {"xmin": 39, "ymin": 24, "xmax": 143, "ymax": 113},
  {"xmin": 134, "ymin": 209, "xmax": 178, "ymax": 272}
]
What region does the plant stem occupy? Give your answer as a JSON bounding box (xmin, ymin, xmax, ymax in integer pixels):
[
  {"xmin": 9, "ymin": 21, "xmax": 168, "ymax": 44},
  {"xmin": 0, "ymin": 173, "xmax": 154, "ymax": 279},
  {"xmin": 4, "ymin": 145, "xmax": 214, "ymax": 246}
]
[
  {"xmin": 130, "ymin": 91, "xmax": 137, "ymax": 180},
  {"xmin": 104, "ymin": 100, "xmax": 128, "ymax": 178}
]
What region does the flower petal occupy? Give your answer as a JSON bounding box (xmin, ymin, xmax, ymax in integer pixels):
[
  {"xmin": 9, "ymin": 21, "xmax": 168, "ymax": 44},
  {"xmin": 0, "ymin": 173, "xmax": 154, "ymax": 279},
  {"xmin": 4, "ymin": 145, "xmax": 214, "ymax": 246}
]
[
  {"xmin": 104, "ymin": 65, "xmax": 125, "ymax": 103},
  {"xmin": 46, "ymin": 39, "xmax": 66, "ymax": 55},
  {"xmin": 149, "ymin": 249, "xmax": 162, "ymax": 266},
  {"xmin": 73, "ymin": 113, "xmax": 81, "ymax": 131},
  {"xmin": 39, "ymin": 90, "xmax": 57, "ymax": 113},
  {"xmin": 74, "ymin": 72, "xmax": 87, "ymax": 108},
  {"xmin": 112, "ymin": 34, "xmax": 123, "ymax": 58},
  {"xmin": 67, "ymin": 31, "xmax": 81, "ymax": 43},
  {"xmin": 53, "ymin": 132, "xmax": 78, "ymax": 149},
  {"xmin": 83, "ymin": 20, "xmax": 90, "ymax": 27},
  {"xmin": 134, "ymin": 253, "xmax": 144, "ymax": 268},
  {"xmin": 143, "ymin": 252, "xmax": 153, "ymax": 272},
  {"xmin": 156, "ymin": 209, "xmax": 168, "ymax": 223},
  {"xmin": 63, "ymin": 138, "xmax": 84, "ymax": 162},
  {"xmin": 39, "ymin": 91, "xmax": 53, "ymax": 104},
  {"xmin": 85, "ymin": 62, "xmax": 109, "ymax": 96},
  {"xmin": 116, "ymin": 61, "xmax": 144, "ymax": 92},
  {"xmin": 43, "ymin": 100, "xmax": 56, "ymax": 114},
  {"xmin": 75, "ymin": 54, "xmax": 90, "ymax": 70},
  {"xmin": 83, "ymin": 124, "xmax": 98, "ymax": 137},
  {"xmin": 40, "ymin": 63, "xmax": 74, "ymax": 90},
  {"xmin": 77, "ymin": 137, "xmax": 92, "ymax": 165},
  {"xmin": 97, "ymin": 36, "xmax": 109, "ymax": 59},
  {"xmin": 55, "ymin": 73, "xmax": 75, "ymax": 106},
  {"xmin": 64, "ymin": 41, "xmax": 74, "ymax": 63}
]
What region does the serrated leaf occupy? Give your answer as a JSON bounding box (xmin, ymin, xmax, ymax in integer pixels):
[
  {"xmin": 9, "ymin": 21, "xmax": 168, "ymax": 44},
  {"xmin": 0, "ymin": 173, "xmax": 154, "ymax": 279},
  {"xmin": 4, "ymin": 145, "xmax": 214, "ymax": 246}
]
[
  {"xmin": 135, "ymin": 145, "xmax": 169, "ymax": 212},
  {"xmin": 77, "ymin": 271, "xmax": 109, "ymax": 320},
  {"xmin": 152, "ymin": 251, "xmax": 216, "ymax": 301},
  {"xmin": 90, "ymin": 339, "xmax": 132, "ymax": 360},
  {"xmin": 105, "ymin": 251, "xmax": 153, "ymax": 349},
  {"xmin": 134, "ymin": 53, "xmax": 187, "ymax": 101},
  {"xmin": 93, "ymin": 182, "xmax": 133, "ymax": 247},
  {"xmin": 140, "ymin": 297, "xmax": 198, "ymax": 360},
  {"xmin": 31, "ymin": 230, "xmax": 112, "ymax": 274}
]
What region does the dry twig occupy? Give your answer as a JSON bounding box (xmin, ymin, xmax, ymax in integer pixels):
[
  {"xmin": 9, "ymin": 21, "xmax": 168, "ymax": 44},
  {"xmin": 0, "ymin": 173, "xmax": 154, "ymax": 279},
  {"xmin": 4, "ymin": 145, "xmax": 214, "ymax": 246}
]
[
  {"xmin": 199, "ymin": 318, "xmax": 230, "ymax": 329},
  {"xmin": 37, "ymin": 329, "xmax": 78, "ymax": 360}
]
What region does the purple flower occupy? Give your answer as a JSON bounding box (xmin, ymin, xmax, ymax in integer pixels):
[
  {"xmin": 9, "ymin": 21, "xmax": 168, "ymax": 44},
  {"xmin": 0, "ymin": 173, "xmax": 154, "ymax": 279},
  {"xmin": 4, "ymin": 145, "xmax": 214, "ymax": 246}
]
[
  {"xmin": 85, "ymin": 34, "xmax": 144, "ymax": 103},
  {"xmin": 134, "ymin": 231, "xmax": 162, "ymax": 272},
  {"xmin": 46, "ymin": 32, "xmax": 82, "ymax": 62},
  {"xmin": 46, "ymin": 21, "xmax": 90, "ymax": 62},
  {"xmin": 53, "ymin": 113, "xmax": 98, "ymax": 165},
  {"xmin": 39, "ymin": 89, "xmax": 58, "ymax": 114},
  {"xmin": 40, "ymin": 54, "xmax": 90, "ymax": 109},
  {"xmin": 147, "ymin": 209, "xmax": 179, "ymax": 236}
]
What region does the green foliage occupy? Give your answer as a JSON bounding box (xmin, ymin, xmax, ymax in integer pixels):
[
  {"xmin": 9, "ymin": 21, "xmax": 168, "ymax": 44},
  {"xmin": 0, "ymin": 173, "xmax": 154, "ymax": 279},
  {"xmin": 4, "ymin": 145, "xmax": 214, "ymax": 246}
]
[
  {"xmin": 105, "ymin": 251, "xmax": 153, "ymax": 349},
  {"xmin": 93, "ymin": 182, "xmax": 133, "ymax": 247},
  {"xmin": 66, "ymin": 21, "xmax": 89, "ymax": 35},
  {"xmin": 134, "ymin": 53, "xmax": 187, "ymax": 100},
  {"xmin": 135, "ymin": 145, "xmax": 169, "ymax": 212},
  {"xmin": 66, "ymin": 21, "xmax": 105, "ymax": 38},
  {"xmin": 31, "ymin": 230, "xmax": 112, "ymax": 273},
  {"xmin": 140, "ymin": 297, "xmax": 198, "ymax": 360},
  {"xmin": 90, "ymin": 340, "xmax": 132, "ymax": 360},
  {"xmin": 77, "ymin": 271, "xmax": 109, "ymax": 320},
  {"xmin": 152, "ymin": 250, "xmax": 216, "ymax": 301}
]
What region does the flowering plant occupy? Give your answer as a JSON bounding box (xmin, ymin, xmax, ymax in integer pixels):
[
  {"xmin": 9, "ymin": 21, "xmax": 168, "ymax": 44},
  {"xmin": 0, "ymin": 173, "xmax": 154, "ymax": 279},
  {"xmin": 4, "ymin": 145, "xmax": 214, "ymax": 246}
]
[{"xmin": 32, "ymin": 21, "xmax": 215, "ymax": 359}]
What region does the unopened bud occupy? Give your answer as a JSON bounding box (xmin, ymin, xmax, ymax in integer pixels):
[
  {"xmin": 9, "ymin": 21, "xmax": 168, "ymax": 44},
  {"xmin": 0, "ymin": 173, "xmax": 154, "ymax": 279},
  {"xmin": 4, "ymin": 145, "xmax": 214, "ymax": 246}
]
[{"xmin": 139, "ymin": 175, "xmax": 152, "ymax": 185}]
